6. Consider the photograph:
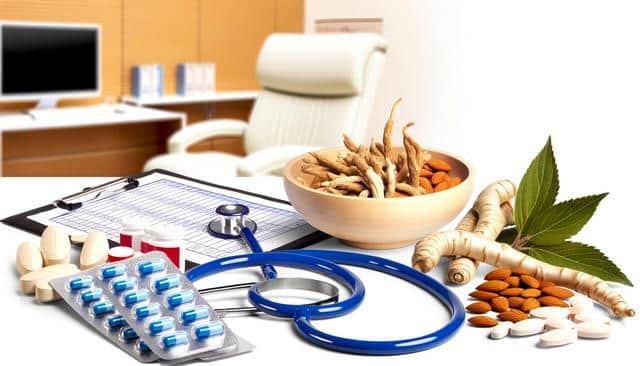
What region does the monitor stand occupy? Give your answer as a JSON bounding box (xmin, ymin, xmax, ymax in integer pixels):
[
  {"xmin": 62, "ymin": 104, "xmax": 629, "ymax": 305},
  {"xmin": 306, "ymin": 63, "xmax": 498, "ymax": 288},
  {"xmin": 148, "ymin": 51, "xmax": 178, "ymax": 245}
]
[
  {"xmin": 24, "ymin": 97, "xmax": 59, "ymax": 120},
  {"xmin": 35, "ymin": 97, "xmax": 59, "ymax": 110}
]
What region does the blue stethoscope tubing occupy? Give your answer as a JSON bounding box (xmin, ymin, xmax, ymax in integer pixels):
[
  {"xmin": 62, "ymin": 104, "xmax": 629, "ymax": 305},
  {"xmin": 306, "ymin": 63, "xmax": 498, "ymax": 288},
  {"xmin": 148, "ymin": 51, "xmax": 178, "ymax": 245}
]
[{"xmin": 186, "ymin": 249, "xmax": 465, "ymax": 355}]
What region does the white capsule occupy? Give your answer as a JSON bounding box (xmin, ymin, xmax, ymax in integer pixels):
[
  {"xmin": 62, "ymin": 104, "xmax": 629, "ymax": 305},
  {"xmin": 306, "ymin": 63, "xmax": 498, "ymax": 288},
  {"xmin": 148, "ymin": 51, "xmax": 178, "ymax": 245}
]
[
  {"xmin": 530, "ymin": 306, "xmax": 570, "ymax": 319},
  {"xmin": 509, "ymin": 318, "xmax": 546, "ymax": 337},
  {"xmin": 573, "ymin": 311, "xmax": 611, "ymax": 324},
  {"xmin": 545, "ymin": 317, "xmax": 576, "ymax": 330},
  {"xmin": 539, "ymin": 328, "xmax": 578, "ymax": 347},
  {"xmin": 80, "ymin": 230, "xmax": 109, "ymax": 270},
  {"xmin": 576, "ymin": 321, "xmax": 612, "ymax": 339},
  {"xmin": 16, "ymin": 241, "xmax": 44, "ymax": 275},
  {"xmin": 40, "ymin": 225, "xmax": 71, "ymax": 265},
  {"xmin": 35, "ymin": 266, "xmax": 79, "ymax": 302},
  {"xmin": 19, "ymin": 264, "xmax": 78, "ymax": 294},
  {"xmin": 489, "ymin": 321, "xmax": 513, "ymax": 339}
]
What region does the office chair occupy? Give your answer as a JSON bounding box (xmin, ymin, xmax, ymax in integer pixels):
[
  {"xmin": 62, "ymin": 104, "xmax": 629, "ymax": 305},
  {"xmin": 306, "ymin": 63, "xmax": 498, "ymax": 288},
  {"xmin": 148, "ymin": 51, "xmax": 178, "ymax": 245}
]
[{"xmin": 144, "ymin": 33, "xmax": 387, "ymax": 180}]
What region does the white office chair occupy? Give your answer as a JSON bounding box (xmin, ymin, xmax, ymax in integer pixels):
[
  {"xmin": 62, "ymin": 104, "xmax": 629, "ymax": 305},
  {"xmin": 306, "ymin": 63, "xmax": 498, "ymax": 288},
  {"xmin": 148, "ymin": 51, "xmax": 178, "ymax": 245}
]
[{"xmin": 144, "ymin": 33, "xmax": 387, "ymax": 180}]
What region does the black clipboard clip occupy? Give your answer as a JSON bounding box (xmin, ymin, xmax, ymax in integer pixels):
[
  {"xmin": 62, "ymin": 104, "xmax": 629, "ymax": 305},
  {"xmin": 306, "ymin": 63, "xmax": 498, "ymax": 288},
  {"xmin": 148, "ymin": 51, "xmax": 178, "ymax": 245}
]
[{"xmin": 54, "ymin": 177, "xmax": 140, "ymax": 211}]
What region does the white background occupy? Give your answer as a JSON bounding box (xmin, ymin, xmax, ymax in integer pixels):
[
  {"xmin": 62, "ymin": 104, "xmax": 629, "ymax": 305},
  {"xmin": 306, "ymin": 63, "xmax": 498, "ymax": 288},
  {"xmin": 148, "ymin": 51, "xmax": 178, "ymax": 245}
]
[{"xmin": 1, "ymin": 177, "xmax": 639, "ymax": 365}]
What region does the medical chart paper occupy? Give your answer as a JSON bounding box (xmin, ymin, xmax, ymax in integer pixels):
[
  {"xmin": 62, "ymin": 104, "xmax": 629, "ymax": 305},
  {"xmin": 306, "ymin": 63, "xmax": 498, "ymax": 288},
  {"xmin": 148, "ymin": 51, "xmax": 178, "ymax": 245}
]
[{"xmin": 28, "ymin": 172, "xmax": 317, "ymax": 265}]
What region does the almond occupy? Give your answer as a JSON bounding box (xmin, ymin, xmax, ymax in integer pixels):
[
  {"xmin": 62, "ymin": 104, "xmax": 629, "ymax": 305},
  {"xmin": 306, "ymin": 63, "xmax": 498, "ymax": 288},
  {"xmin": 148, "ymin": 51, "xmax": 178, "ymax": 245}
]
[
  {"xmin": 476, "ymin": 280, "xmax": 510, "ymax": 292},
  {"xmin": 505, "ymin": 276, "xmax": 520, "ymax": 287},
  {"xmin": 511, "ymin": 267, "xmax": 531, "ymax": 276},
  {"xmin": 448, "ymin": 176, "xmax": 462, "ymax": 187},
  {"xmin": 539, "ymin": 296, "xmax": 569, "ymax": 307},
  {"xmin": 521, "ymin": 288, "xmax": 541, "ymax": 298},
  {"xmin": 520, "ymin": 275, "xmax": 540, "ymax": 289},
  {"xmin": 485, "ymin": 268, "xmax": 512, "ymax": 281},
  {"xmin": 500, "ymin": 287, "xmax": 524, "ymax": 297},
  {"xmin": 419, "ymin": 177, "xmax": 434, "ymax": 192},
  {"xmin": 420, "ymin": 169, "xmax": 433, "ymax": 178},
  {"xmin": 390, "ymin": 191, "xmax": 409, "ymax": 198},
  {"xmin": 431, "ymin": 171, "xmax": 448, "ymax": 185},
  {"xmin": 469, "ymin": 290, "xmax": 499, "ymax": 301},
  {"xmin": 508, "ymin": 296, "xmax": 526, "ymax": 308},
  {"xmin": 491, "ymin": 296, "xmax": 510, "ymax": 312},
  {"xmin": 521, "ymin": 298, "xmax": 541, "ymax": 312},
  {"xmin": 468, "ymin": 315, "xmax": 498, "ymax": 327},
  {"xmin": 466, "ymin": 301, "xmax": 492, "ymax": 314},
  {"xmin": 498, "ymin": 310, "xmax": 528, "ymax": 323},
  {"xmin": 539, "ymin": 281, "xmax": 556, "ymax": 288},
  {"xmin": 427, "ymin": 159, "xmax": 452, "ymax": 172},
  {"xmin": 434, "ymin": 181, "xmax": 449, "ymax": 192},
  {"xmin": 541, "ymin": 286, "xmax": 574, "ymax": 299}
]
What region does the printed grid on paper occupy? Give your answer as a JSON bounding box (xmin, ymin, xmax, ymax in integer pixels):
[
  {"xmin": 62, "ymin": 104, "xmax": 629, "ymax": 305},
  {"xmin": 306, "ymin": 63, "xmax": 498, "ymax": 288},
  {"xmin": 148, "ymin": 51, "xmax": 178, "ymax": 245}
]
[{"xmin": 51, "ymin": 179, "xmax": 307, "ymax": 260}]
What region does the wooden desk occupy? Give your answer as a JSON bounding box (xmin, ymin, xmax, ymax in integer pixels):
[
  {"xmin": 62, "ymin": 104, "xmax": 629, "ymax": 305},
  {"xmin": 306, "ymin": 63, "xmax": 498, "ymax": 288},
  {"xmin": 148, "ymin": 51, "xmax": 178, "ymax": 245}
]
[{"xmin": 0, "ymin": 104, "xmax": 185, "ymax": 176}]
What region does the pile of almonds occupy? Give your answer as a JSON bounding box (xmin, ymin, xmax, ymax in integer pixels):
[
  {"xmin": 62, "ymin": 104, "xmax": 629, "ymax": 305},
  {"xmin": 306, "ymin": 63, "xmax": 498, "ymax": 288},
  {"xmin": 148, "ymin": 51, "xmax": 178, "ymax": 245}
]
[
  {"xmin": 467, "ymin": 267, "xmax": 572, "ymax": 325},
  {"xmin": 466, "ymin": 267, "xmax": 613, "ymax": 347}
]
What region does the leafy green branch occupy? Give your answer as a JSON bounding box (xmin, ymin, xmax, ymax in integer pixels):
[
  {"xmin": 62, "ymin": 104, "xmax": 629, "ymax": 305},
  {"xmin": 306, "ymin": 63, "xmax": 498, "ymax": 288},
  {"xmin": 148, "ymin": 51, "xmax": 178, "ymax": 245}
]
[{"xmin": 497, "ymin": 137, "xmax": 632, "ymax": 286}]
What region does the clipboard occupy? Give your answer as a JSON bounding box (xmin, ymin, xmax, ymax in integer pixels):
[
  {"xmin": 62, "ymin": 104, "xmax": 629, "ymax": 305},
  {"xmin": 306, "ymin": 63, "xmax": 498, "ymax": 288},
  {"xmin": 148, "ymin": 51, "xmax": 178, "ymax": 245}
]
[{"xmin": 1, "ymin": 169, "xmax": 328, "ymax": 268}]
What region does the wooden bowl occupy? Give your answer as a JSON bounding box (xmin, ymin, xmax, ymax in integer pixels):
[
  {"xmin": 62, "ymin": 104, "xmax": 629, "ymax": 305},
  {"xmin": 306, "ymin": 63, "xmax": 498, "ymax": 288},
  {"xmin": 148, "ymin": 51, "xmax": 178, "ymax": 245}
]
[{"xmin": 283, "ymin": 147, "xmax": 475, "ymax": 249}]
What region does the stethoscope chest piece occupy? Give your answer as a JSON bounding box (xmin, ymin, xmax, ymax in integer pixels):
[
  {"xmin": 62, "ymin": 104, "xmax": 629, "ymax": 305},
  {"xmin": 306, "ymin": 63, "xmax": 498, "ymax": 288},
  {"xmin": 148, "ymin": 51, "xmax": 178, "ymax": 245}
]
[{"xmin": 208, "ymin": 203, "xmax": 257, "ymax": 239}]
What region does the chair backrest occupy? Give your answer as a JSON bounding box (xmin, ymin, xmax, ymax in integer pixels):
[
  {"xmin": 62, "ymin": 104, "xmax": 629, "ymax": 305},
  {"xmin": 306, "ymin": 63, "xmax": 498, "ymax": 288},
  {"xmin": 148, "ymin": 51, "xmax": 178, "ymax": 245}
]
[{"xmin": 243, "ymin": 33, "xmax": 387, "ymax": 154}]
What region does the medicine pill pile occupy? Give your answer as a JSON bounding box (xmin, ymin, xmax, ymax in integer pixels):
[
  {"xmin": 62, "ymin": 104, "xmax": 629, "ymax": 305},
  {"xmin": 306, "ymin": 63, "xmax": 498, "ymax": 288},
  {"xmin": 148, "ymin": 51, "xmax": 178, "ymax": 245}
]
[
  {"xmin": 50, "ymin": 252, "xmax": 248, "ymax": 363},
  {"xmin": 466, "ymin": 267, "xmax": 613, "ymax": 347}
]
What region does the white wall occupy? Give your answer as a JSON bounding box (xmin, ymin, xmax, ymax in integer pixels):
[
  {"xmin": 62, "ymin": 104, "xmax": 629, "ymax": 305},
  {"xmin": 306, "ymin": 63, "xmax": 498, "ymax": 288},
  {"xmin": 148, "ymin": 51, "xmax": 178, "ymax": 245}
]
[
  {"xmin": 305, "ymin": 0, "xmax": 640, "ymax": 186},
  {"xmin": 306, "ymin": 0, "xmax": 640, "ymax": 273}
]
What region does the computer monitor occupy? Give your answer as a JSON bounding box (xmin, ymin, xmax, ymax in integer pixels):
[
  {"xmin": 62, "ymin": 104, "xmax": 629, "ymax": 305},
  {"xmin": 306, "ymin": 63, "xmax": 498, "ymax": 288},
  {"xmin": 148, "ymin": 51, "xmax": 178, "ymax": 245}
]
[{"xmin": 0, "ymin": 21, "xmax": 100, "ymax": 108}]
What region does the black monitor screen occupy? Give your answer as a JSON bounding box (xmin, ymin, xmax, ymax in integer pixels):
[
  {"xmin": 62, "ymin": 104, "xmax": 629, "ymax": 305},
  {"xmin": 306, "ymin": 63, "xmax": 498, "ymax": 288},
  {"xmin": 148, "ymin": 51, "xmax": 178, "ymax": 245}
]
[{"xmin": 1, "ymin": 25, "xmax": 98, "ymax": 94}]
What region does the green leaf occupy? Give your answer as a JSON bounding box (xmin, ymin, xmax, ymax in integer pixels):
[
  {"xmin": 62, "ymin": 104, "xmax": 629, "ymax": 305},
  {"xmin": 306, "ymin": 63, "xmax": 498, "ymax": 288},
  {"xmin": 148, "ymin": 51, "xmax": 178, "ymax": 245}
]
[
  {"xmin": 515, "ymin": 137, "xmax": 559, "ymax": 234},
  {"xmin": 524, "ymin": 194, "xmax": 608, "ymax": 244},
  {"xmin": 496, "ymin": 227, "xmax": 518, "ymax": 245},
  {"xmin": 522, "ymin": 241, "xmax": 633, "ymax": 286}
]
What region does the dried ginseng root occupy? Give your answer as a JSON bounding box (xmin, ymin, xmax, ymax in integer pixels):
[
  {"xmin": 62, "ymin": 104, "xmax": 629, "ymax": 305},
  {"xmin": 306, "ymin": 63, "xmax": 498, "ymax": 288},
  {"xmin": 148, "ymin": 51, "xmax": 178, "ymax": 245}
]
[{"xmin": 299, "ymin": 98, "xmax": 464, "ymax": 198}]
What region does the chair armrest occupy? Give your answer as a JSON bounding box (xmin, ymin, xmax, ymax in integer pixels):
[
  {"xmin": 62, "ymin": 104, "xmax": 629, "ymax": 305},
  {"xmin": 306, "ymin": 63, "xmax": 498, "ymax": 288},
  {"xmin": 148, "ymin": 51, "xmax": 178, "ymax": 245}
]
[
  {"xmin": 236, "ymin": 145, "xmax": 323, "ymax": 177},
  {"xmin": 168, "ymin": 119, "xmax": 248, "ymax": 153}
]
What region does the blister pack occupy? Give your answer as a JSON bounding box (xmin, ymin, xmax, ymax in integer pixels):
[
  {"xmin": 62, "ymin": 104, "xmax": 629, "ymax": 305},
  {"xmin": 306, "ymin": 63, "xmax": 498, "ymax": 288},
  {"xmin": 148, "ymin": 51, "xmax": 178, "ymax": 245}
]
[{"xmin": 50, "ymin": 252, "xmax": 251, "ymax": 363}]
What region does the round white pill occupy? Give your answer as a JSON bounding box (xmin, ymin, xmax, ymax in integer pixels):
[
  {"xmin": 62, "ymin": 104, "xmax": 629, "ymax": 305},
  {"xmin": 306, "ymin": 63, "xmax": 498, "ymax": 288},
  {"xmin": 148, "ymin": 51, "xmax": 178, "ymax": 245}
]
[
  {"xmin": 545, "ymin": 317, "xmax": 576, "ymax": 330},
  {"xmin": 539, "ymin": 328, "xmax": 578, "ymax": 347},
  {"xmin": 573, "ymin": 311, "xmax": 611, "ymax": 324},
  {"xmin": 576, "ymin": 321, "xmax": 612, "ymax": 339},
  {"xmin": 569, "ymin": 296, "xmax": 594, "ymax": 314},
  {"xmin": 509, "ymin": 318, "xmax": 546, "ymax": 337},
  {"xmin": 489, "ymin": 321, "xmax": 513, "ymax": 339},
  {"xmin": 530, "ymin": 306, "xmax": 570, "ymax": 319}
]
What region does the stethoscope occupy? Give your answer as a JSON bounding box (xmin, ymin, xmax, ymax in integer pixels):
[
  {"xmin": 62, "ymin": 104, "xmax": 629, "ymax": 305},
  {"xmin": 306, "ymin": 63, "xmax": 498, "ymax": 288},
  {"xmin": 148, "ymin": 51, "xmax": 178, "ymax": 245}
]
[{"xmin": 187, "ymin": 203, "xmax": 465, "ymax": 355}]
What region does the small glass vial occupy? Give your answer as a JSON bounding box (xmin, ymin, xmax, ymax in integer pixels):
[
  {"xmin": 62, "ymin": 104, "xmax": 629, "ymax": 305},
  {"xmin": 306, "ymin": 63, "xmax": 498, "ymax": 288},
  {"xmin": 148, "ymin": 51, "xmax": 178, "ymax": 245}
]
[
  {"xmin": 120, "ymin": 217, "xmax": 147, "ymax": 252},
  {"xmin": 140, "ymin": 224, "xmax": 185, "ymax": 272}
]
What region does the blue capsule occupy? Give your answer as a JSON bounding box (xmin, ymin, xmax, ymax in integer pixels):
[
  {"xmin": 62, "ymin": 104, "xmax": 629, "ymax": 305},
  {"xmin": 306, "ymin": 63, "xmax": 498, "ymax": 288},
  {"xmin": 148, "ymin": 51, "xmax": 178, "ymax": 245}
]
[
  {"xmin": 181, "ymin": 306, "xmax": 209, "ymax": 324},
  {"xmin": 162, "ymin": 331, "xmax": 188, "ymax": 348},
  {"xmin": 122, "ymin": 327, "xmax": 139, "ymax": 341},
  {"xmin": 92, "ymin": 300, "xmax": 114, "ymax": 316},
  {"xmin": 166, "ymin": 290, "xmax": 194, "ymax": 309},
  {"xmin": 194, "ymin": 322, "xmax": 224, "ymax": 340},
  {"xmin": 148, "ymin": 317, "xmax": 175, "ymax": 335},
  {"xmin": 68, "ymin": 277, "xmax": 93, "ymax": 291},
  {"xmin": 138, "ymin": 260, "xmax": 166, "ymax": 276},
  {"xmin": 101, "ymin": 263, "xmax": 126, "ymax": 279},
  {"xmin": 154, "ymin": 274, "xmax": 180, "ymax": 292},
  {"xmin": 107, "ymin": 315, "xmax": 127, "ymax": 329},
  {"xmin": 135, "ymin": 303, "xmax": 160, "ymax": 319},
  {"xmin": 81, "ymin": 288, "xmax": 103, "ymax": 304},
  {"xmin": 112, "ymin": 278, "xmax": 136, "ymax": 294},
  {"xmin": 137, "ymin": 340, "xmax": 152, "ymax": 354},
  {"xmin": 123, "ymin": 289, "xmax": 149, "ymax": 307}
]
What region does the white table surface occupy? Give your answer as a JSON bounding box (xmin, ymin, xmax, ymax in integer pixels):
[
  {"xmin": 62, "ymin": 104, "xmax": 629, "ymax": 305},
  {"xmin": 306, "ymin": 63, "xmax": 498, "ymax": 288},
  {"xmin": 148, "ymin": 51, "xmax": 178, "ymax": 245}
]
[{"xmin": 1, "ymin": 177, "xmax": 638, "ymax": 365}]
